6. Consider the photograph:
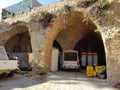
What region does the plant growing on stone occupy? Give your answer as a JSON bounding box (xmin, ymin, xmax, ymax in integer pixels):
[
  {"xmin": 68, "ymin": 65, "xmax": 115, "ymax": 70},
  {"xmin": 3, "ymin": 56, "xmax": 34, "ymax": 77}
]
[
  {"xmin": 76, "ymin": 0, "xmax": 97, "ymax": 8},
  {"xmin": 90, "ymin": 0, "xmax": 111, "ymax": 17},
  {"xmin": 102, "ymin": 0, "xmax": 110, "ymax": 9},
  {"xmin": 38, "ymin": 11, "xmax": 56, "ymax": 28},
  {"xmin": 64, "ymin": 5, "xmax": 74, "ymax": 13}
]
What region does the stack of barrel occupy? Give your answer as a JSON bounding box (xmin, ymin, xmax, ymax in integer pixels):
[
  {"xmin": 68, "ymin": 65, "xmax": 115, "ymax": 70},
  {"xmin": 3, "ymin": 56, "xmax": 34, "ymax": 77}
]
[
  {"xmin": 86, "ymin": 66, "xmax": 96, "ymax": 77},
  {"xmin": 86, "ymin": 66, "xmax": 106, "ymax": 77}
]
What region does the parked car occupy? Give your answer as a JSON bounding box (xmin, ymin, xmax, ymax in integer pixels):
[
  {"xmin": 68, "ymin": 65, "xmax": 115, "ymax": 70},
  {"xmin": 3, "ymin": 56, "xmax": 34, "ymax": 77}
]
[{"xmin": 0, "ymin": 46, "xmax": 19, "ymax": 77}]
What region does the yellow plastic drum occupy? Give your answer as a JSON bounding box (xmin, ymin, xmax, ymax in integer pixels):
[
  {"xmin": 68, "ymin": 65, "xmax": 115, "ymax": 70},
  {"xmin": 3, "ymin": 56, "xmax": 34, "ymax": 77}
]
[
  {"xmin": 95, "ymin": 66, "xmax": 99, "ymax": 73},
  {"xmin": 92, "ymin": 71, "xmax": 97, "ymax": 77}
]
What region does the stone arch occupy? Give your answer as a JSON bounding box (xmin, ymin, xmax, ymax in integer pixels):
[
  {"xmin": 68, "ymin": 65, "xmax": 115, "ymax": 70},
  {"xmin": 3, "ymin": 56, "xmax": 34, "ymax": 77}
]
[
  {"xmin": 5, "ymin": 32, "xmax": 32, "ymax": 53},
  {"xmin": 74, "ymin": 31, "xmax": 106, "ymax": 66},
  {"xmin": 42, "ymin": 11, "xmax": 106, "ymax": 71},
  {"xmin": 53, "ymin": 40, "xmax": 63, "ymax": 70},
  {"xmin": 0, "ymin": 21, "xmax": 32, "ymax": 52}
]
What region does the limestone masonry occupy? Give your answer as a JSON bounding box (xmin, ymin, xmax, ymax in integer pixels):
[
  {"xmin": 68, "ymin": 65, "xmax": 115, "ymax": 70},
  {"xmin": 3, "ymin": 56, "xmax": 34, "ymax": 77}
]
[{"xmin": 0, "ymin": 0, "xmax": 120, "ymax": 85}]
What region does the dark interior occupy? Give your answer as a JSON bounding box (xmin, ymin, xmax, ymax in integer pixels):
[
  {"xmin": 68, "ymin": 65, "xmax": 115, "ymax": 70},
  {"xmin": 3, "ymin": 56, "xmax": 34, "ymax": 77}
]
[{"xmin": 74, "ymin": 31, "xmax": 106, "ymax": 66}]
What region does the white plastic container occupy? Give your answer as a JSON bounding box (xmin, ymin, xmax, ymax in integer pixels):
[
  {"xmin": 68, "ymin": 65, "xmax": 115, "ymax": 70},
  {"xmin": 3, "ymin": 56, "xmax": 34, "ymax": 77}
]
[
  {"xmin": 93, "ymin": 53, "xmax": 98, "ymax": 66},
  {"xmin": 81, "ymin": 52, "xmax": 87, "ymax": 66},
  {"xmin": 87, "ymin": 53, "xmax": 93, "ymax": 66}
]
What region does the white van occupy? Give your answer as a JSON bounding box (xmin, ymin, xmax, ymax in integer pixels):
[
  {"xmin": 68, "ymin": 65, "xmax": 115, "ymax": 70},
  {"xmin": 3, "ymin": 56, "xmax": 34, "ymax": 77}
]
[{"xmin": 63, "ymin": 50, "xmax": 80, "ymax": 70}]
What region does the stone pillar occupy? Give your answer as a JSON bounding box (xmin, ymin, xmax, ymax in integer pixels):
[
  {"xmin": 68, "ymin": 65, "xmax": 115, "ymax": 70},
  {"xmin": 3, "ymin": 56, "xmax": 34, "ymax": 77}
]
[
  {"xmin": 28, "ymin": 21, "xmax": 53, "ymax": 72},
  {"xmin": 106, "ymin": 32, "xmax": 120, "ymax": 85}
]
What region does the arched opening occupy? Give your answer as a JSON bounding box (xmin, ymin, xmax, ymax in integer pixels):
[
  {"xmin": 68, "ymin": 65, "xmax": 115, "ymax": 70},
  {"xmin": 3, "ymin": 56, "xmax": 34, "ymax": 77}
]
[
  {"xmin": 53, "ymin": 40, "xmax": 63, "ymax": 70},
  {"xmin": 48, "ymin": 11, "xmax": 106, "ymax": 78},
  {"xmin": 4, "ymin": 25, "xmax": 32, "ymax": 70},
  {"xmin": 5, "ymin": 32, "xmax": 32, "ymax": 53},
  {"xmin": 74, "ymin": 31, "xmax": 106, "ymax": 68}
]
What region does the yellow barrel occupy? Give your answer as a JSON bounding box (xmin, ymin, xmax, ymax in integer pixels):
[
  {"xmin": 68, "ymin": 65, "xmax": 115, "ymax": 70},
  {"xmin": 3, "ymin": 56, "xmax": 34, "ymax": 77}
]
[
  {"xmin": 101, "ymin": 66, "xmax": 106, "ymax": 69},
  {"xmin": 86, "ymin": 71, "xmax": 90, "ymax": 76},
  {"xmin": 86, "ymin": 71, "xmax": 92, "ymax": 76},
  {"xmin": 86, "ymin": 70, "xmax": 90, "ymax": 74},
  {"xmin": 98, "ymin": 66, "xmax": 102, "ymax": 69},
  {"xmin": 92, "ymin": 71, "xmax": 97, "ymax": 77},
  {"xmin": 86, "ymin": 66, "xmax": 90, "ymax": 71},
  {"xmin": 91, "ymin": 66, "xmax": 94, "ymax": 71},
  {"xmin": 95, "ymin": 66, "xmax": 99, "ymax": 73},
  {"xmin": 86, "ymin": 66, "xmax": 92, "ymax": 76},
  {"xmin": 87, "ymin": 66, "xmax": 94, "ymax": 71}
]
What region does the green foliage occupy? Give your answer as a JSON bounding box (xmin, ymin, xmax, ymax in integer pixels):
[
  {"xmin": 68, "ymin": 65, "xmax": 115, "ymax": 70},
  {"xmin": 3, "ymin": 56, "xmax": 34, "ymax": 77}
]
[
  {"xmin": 102, "ymin": 0, "xmax": 110, "ymax": 9},
  {"xmin": 38, "ymin": 11, "xmax": 56, "ymax": 28},
  {"xmin": 104, "ymin": 0, "xmax": 109, "ymax": 5},
  {"xmin": 76, "ymin": 0, "xmax": 97, "ymax": 8}
]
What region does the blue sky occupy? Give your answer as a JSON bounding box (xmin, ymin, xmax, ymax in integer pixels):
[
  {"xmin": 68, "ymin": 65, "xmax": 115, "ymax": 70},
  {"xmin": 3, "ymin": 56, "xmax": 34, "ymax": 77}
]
[
  {"xmin": 38, "ymin": 0, "xmax": 59, "ymax": 5},
  {"xmin": 0, "ymin": 0, "xmax": 58, "ymax": 19},
  {"xmin": 0, "ymin": 0, "xmax": 58, "ymax": 8}
]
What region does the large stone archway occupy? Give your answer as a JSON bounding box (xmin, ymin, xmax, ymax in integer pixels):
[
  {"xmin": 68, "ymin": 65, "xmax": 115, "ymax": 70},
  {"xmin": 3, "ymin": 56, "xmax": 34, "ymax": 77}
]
[
  {"xmin": 0, "ymin": 0, "xmax": 120, "ymax": 85},
  {"xmin": 3, "ymin": 22, "xmax": 31, "ymax": 53},
  {"xmin": 0, "ymin": 21, "xmax": 33, "ymax": 70},
  {"xmin": 5, "ymin": 31, "xmax": 32, "ymax": 53},
  {"xmin": 41, "ymin": 11, "xmax": 105, "ymax": 70},
  {"xmin": 0, "ymin": 22, "xmax": 31, "ymax": 52},
  {"xmin": 0, "ymin": 22, "xmax": 30, "ymax": 46}
]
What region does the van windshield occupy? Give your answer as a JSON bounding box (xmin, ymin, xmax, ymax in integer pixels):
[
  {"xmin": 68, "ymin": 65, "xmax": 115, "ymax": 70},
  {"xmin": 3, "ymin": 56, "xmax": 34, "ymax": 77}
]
[{"xmin": 64, "ymin": 52, "xmax": 77, "ymax": 61}]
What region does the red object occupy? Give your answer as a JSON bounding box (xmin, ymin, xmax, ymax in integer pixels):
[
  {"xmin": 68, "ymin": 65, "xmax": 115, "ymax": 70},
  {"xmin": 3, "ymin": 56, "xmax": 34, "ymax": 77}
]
[
  {"xmin": 93, "ymin": 53, "xmax": 97, "ymax": 55},
  {"xmin": 81, "ymin": 52, "xmax": 87, "ymax": 54},
  {"xmin": 87, "ymin": 52, "xmax": 93, "ymax": 55}
]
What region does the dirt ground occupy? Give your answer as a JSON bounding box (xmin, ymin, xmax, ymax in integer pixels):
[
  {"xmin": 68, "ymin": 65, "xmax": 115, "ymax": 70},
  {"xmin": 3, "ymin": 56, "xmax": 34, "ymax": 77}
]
[{"xmin": 0, "ymin": 71, "xmax": 119, "ymax": 90}]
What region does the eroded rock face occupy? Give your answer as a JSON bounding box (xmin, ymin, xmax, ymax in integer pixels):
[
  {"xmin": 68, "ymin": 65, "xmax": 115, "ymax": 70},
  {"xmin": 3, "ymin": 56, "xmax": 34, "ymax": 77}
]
[{"xmin": 0, "ymin": 0, "xmax": 120, "ymax": 85}]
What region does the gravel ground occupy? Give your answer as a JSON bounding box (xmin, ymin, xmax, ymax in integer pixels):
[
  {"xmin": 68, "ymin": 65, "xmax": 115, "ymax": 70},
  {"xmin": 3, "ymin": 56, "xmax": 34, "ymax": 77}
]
[{"xmin": 0, "ymin": 71, "xmax": 119, "ymax": 90}]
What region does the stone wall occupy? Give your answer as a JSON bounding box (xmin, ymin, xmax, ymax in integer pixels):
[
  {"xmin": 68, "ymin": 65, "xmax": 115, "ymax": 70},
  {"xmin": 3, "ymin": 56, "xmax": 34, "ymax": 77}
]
[
  {"xmin": 105, "ymin": 32, "xmax": 120, "ymax": 85},
  {"xmin": 90, "ymin": 1, "xmax": 120, "ymax": 85},
  {"xmin": 0, "ymin": 0, "xmax": 120, "ymax": 85}
]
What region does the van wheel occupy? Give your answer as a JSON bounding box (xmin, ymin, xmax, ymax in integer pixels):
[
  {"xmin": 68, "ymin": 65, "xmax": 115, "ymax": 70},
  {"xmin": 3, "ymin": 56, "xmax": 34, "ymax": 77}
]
[{"xmin": 8, "ymin": 71, "xmax": 14, "ymax": 77}]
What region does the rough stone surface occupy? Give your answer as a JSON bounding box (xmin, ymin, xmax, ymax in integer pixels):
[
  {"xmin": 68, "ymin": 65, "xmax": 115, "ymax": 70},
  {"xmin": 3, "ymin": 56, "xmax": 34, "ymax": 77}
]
[{"xmin": 0, "ymin": 0, "xmax": 120, "ymax": 85}]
